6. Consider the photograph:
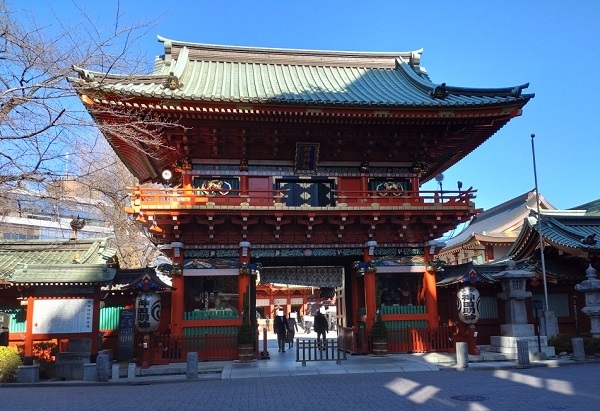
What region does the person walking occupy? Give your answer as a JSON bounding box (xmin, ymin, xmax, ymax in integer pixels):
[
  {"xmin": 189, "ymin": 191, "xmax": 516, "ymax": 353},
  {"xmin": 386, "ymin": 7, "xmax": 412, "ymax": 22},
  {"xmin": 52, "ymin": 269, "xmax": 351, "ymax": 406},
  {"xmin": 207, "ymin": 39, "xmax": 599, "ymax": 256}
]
[
  {"xmin": 313, "ymin": 311, "xmax": 328, "ymax": 349},
  {"xmin": 303, "ymin": 314, "xmax": 313, "ymax": 334},
  {"xmin": 273, "ymin": 311, "xmax": 290, "ymax": 353},
  {"xmin": 287, "ymin": 313, "xmax": 299, "ymax": 349}
]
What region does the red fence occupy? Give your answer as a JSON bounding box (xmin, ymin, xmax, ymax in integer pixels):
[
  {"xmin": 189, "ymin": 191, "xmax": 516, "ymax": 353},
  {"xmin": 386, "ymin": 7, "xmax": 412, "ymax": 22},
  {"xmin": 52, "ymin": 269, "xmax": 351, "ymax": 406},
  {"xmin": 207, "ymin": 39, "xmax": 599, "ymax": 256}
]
[
  {"xmin": 154, "ymin": 333, "xmax": 237, "ymax": 362},
  {"xmin": 340, "ymin": 326, "xmax": 454, "ymax": 355},
  {"xmin": 151, "ymin": 326, "xmax": 453, "ymax": 362},
  {"xmin": 387, "ymin": 327, "xmax": 454, "ymax": 353}
]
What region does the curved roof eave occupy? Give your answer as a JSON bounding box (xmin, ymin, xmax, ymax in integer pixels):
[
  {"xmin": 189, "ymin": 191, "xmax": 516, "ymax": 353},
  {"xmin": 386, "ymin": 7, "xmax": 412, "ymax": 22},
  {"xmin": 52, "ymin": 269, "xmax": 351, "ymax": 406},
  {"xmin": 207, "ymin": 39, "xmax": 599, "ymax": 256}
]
[{"xmin": 71, "ymin": 39, "xmax": 534, "ymax": 110}]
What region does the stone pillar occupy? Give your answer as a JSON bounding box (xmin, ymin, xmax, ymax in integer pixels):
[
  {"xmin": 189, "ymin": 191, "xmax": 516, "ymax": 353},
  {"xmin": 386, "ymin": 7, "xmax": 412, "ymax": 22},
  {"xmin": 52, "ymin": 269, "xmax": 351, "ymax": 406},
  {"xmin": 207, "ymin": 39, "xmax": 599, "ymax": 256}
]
[
  {"xmin": 455, "ymin": 342, "xmax": 468, "ymax": 368},
  {"xmin": 127, "ymin": 363, "xmax": 136, "ymax": 378},
  {"xmin": 111, "ymin": 362, "xmax": 120, "ymax": 380},
  {"xmin": 575, "ymin": 264, "xmax": 600, "ymax": 337},
  {"xmin": 96, "ymin": 354, "xmax": 110, "ymax": 382},
  {"xmin": 572, "ymin": 337, "xmax": 585, "ymax": 361},
  {"xmin": 517, "ymin": 340, "xmax": 530, "ymax": 366},
  {"xmin": 186, "ymin": 352, "xmax": 198, "ymax": 380}
]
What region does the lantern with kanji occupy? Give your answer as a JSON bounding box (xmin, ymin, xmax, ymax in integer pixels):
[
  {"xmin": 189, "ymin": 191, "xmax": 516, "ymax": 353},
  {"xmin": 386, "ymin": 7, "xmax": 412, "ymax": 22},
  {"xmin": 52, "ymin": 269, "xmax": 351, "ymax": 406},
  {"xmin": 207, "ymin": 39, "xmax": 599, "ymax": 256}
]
[
  {"xmin": 456, "ymin": 286, "xmax": 480, "ymax": 325},
  {"xmin": 135, "ymin": 291, "xmax": 161, "ymax": 332}
]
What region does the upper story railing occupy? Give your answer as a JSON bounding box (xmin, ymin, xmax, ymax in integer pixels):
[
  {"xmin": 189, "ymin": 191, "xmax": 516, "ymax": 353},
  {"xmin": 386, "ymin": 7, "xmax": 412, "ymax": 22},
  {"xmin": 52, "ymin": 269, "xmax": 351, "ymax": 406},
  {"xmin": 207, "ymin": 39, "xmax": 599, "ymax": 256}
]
[{"xmin": 128, "ymin": 186, "xmax": 476, "ymax": 210}]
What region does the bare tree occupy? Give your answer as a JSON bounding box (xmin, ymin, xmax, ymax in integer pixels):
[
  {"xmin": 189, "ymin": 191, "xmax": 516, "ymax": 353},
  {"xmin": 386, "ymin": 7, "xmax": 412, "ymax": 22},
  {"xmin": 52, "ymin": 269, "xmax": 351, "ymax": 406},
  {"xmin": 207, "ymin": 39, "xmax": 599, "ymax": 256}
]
[
  {"xmin": 70, "ymin": 139, "xmax": 163, "ymax": 268},
  {"xmin": 0, "ymin": 1, "xmax": 173, "ymax": 267},
  {"xmin": 0, "ymin": 0, "xmax": 176, "ymax": 190}
]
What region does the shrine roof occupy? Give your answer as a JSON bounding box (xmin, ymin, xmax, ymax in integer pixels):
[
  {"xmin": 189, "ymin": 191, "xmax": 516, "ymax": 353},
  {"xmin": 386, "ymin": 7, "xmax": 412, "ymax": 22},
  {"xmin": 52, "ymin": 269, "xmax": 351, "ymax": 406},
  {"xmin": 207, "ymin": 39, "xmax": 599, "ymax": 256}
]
[
  {"xmin": 0, "ymin": 238, "xmax": 117, "ymax": 285},
  {"xmin": 507, "ymin": 209, "xmax": 600, "ymax": 259},
  {"xmin": 436, "ymin": 261, "xmax": 508, "ymax": 286},
  {"xmin": 438, "ymin": 190, "xmax": 555, "ymax": 256},
  {"xmin": 72, "ymin": 36, "xmax": 534, "ymax": 109},
  {"xmin": 110, "ymin": 267, "xmax": 173, "ymax": 292},
  {"xmin": 570, "ymin": 198, "xmax": 600, "ymax": 216}
]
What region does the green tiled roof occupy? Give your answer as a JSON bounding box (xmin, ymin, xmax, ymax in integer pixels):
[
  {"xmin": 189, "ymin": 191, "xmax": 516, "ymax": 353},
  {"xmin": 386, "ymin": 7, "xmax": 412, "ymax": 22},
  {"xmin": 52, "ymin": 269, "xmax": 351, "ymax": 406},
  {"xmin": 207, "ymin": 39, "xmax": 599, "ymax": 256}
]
[
  {"xmin": 537, "ymin": 214, "xmax": 600, "ymax": 251},
  {"xmin": 570, "ymin": 198, "xmax": 600, "ymax": 216},
  {"xmin": 508, "ymin": 211, "xmax": 600, "ymax": 258},
  {"xmin": 71, "ymin": 37, "xmax": 533, "ymax": 109},
  {"xmin": 0, "ymin": 238, "xmax": 117, "ymax": 284}
]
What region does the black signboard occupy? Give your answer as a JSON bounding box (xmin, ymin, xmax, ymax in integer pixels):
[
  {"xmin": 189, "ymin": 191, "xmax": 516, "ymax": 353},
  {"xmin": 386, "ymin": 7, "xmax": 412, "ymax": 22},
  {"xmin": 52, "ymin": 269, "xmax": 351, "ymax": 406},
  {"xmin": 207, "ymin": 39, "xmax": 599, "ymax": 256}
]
[
  {"xmin": 116, "ymin": 309, "xmax": 135, "ymax": 361},
  {"xmin": 0, "ymin": 312, "xmax": 9, "ymax": 346}
]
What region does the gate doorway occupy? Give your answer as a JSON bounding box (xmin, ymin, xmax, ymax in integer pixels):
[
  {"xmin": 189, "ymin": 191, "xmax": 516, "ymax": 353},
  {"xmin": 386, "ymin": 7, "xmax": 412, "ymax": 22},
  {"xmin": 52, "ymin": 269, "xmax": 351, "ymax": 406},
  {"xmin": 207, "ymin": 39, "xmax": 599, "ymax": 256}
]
[{"xmin": 256, "ymin": 265, "xmax": 346, "ymax": 359}]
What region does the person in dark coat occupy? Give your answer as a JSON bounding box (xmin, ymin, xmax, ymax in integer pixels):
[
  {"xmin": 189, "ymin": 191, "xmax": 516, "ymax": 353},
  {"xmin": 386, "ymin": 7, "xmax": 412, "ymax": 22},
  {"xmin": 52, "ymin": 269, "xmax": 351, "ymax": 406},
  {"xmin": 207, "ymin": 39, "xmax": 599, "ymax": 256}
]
[
  {"xmin": 313, "ymin": 311, "xmax": 328, "ymax": 349},
  {"xmin": 273, "ymin": 312, "xmax": 290, "ymax": 352}
]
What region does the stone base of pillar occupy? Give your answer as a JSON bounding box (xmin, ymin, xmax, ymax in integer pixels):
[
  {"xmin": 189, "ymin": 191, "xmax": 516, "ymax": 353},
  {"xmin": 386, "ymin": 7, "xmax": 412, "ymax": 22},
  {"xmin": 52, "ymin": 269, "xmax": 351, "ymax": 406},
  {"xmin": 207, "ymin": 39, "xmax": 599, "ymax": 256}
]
[
  {"xmin": 17, "ymin": 364, "xmax": 39, "ymax": 383},
  {"xmin": 500, "ymin": 324, "xmax": 534, "ymax": 337},
  {"xmin": 127, "ymin": 362, "xmax": 136, "ymax": 378},
  {"xmin": 82, "ymin": 363, "xmax": 97, "ymax": 381},
  {"xmin": 490, "ymin": 335, "xmax": 555, "ymax": 359}
]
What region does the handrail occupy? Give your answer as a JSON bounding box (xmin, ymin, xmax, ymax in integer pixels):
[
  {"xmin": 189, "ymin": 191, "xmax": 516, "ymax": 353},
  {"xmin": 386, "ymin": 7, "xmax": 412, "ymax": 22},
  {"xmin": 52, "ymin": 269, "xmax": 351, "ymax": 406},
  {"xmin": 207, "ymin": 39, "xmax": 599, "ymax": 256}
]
[{"xmin": 127, "ymin": 185, "xmax": 476, "ymax": 209}]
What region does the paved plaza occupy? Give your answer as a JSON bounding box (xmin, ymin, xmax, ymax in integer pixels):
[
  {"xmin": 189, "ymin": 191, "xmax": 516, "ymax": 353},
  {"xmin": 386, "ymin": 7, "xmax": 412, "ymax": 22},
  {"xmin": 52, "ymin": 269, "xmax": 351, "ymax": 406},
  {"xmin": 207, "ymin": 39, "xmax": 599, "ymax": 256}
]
[
  {"xmin": 2, "ymin": 362, "xmax": 600, "ymax": 410},
  {"xmin": 2, "ymin": 332, "xmax": 600, "ymax": 410}
]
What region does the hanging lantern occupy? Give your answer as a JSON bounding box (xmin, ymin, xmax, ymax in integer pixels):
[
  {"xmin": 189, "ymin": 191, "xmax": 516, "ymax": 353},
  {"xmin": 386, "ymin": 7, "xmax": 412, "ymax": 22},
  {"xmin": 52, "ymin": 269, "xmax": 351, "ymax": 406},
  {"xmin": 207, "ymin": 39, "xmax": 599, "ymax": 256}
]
[
  {"xmin": 135, "ymin": 291, "xmax": 161, "ymax": 332},
  {"xmin": 456, "ymin": 286, "xmax": 480, "ymax": 325}
]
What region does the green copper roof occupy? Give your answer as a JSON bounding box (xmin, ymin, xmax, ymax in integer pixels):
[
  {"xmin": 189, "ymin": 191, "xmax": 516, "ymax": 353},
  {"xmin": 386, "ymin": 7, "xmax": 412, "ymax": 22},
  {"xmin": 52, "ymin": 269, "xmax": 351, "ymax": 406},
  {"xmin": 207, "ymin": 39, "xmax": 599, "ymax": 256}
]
[
  {"xmin": 0, "ymin": 238, "xmax": 117, "ymax": 284},
  {"xmin": 72, "ymin": 37, "xmax": 533, "ymax": 109},
  {"xmin": 570, "ymin": 198, "xmax": 600, "ymax": 216},
  {"xmin": 508, "ymin": 211, "xmax": 600, "ymax": 258}
]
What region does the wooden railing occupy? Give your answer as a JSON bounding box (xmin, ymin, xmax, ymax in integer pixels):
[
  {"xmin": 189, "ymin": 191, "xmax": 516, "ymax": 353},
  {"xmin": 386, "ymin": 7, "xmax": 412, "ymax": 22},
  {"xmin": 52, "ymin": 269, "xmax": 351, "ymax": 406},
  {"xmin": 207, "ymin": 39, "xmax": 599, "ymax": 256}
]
[
  {"xmin": 128, "ymin": 186, "xmax": 476, "ymax": 210},
  {"xmin": 154, "ymin": 333, "xmax": 238, "ymax": 362},
  {"xmin": 385, "ymin": 327, "xmax": 454, "ymax": 353},
  {"xmin": 341, "ymin": 325, "xmax": 453, "ymax": 355}
]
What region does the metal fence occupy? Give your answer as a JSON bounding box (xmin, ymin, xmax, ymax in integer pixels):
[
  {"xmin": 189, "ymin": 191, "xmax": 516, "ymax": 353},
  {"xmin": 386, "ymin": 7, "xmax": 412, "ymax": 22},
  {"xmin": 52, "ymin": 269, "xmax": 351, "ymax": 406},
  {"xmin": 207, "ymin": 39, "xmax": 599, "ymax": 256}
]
[{"xmin": 296, "ymin": 337, "xmax": 347, "ymax": 365}]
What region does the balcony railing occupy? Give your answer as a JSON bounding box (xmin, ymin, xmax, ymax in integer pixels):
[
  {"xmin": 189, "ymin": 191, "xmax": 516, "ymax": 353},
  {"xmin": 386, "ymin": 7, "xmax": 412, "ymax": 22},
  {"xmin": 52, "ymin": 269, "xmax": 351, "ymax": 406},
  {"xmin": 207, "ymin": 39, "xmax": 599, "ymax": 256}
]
[{"xmin": 129, "ymin": 186, "xmax": 476, "ymax": 210}]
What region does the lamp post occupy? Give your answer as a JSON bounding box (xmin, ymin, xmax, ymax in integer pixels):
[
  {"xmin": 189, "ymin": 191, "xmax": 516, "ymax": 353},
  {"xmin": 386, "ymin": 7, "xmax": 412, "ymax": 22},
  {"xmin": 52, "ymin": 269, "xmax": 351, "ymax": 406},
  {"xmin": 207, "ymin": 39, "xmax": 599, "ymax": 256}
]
[
  {"xmin": 530, "ymin": 134, "xmax": 550, "ymax": 314},
  {"xmin": 532, "ymin": 299, "xmax": 543, "ymax": 354},
  {"xmin": 573, "ymin": 294, "xmax": 580, "ymax": 335}
]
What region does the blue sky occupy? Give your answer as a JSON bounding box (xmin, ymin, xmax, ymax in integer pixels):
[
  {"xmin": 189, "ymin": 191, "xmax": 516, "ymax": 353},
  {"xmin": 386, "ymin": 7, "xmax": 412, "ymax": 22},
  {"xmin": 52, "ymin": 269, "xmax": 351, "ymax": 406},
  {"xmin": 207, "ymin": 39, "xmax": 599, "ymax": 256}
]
[{"xmin": 19, "ymin": 1, "xmax": 600, "ymax": 212}]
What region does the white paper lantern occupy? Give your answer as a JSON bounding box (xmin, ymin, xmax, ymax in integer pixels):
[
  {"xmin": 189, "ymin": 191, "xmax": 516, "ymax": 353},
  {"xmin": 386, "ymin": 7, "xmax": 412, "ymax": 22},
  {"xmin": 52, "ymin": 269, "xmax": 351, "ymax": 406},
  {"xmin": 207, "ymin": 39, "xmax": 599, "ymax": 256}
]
[
  {"xmin": 135, "ymin": 291, "xmax": 161, "ymax": 332},
  {"xmin": 456, "ymin": 286, "xmax": 480, "ymax": 325}
]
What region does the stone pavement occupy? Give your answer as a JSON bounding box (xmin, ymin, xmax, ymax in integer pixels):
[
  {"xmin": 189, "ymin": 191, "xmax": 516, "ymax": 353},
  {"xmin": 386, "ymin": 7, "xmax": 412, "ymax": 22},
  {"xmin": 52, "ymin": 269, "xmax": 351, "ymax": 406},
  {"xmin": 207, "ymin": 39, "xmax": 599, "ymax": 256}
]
[{"xmin": 3, "ymin": 331, "xmax": 594, "ymax": 387}]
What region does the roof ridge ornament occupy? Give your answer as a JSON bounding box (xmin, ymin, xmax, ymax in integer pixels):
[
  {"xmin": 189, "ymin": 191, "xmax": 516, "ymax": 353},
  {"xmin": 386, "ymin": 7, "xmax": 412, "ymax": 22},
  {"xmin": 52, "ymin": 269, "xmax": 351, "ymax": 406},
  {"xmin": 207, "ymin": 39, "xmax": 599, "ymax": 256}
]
[
  {"xmin": 582, "ymin": 233, "xmax": 597, "ymax": 245},
  {"xmin": 431, "ymin": 83, "xmax": 448, "ymax": 99},
  {"xmin": 164, "ymin": 72, "xmax": 183, "ymax": 90},
  {"xmin": 511, "ymin": 86, "xmax": 522, "ymax": 97}
]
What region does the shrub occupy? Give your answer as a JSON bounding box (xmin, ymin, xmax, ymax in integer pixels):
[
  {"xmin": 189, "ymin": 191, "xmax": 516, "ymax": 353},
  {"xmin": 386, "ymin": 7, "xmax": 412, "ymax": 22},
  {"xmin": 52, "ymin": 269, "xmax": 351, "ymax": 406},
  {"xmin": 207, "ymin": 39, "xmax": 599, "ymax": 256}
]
[
  {"xmin": 370, "ymin": 316, "xmax": 388, "ymax": 341},
  {"xmin": 548, "ymin": 332, "xmax": 600, "ymax": 356},
  {"xmin": 0, "ymin": 346, "xmax": 23, "ymax": 383},
  {"xmin": 237, "ymin": 321, "xmax": 256, "ymax": 346},
  {"xmin": 17, "ymin": 342, "xmax": 58, "ymax": 379}
]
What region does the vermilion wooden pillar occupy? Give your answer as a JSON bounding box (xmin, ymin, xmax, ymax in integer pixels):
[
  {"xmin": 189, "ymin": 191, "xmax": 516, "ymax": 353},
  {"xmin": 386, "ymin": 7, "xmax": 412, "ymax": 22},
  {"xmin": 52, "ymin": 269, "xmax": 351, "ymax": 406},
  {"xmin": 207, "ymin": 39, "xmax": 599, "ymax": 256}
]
[
  {"xmin": 423, "ymin": 246, "xmax": 439, "ymax": 326},
  {"xmin": 91, "ymin": 289, "xmax": 101, "ymax": 357},
  {"xmin": 238, "ymin": 242, "xmax": 251, "ymax": 316},
  {"xmin": 23, "ymin": 296, "xmax": 35, "ymax": 364},
  {"xmin": 363, "ymin": 241, "xmax": 377, "ymax": 332},
  {"xmin": 170, "ymin": 243, "xmax": 185, "ymax": 335},
  {"xmin": 351, "ymin": 274, "xmax": 359, "ymax": 329}
]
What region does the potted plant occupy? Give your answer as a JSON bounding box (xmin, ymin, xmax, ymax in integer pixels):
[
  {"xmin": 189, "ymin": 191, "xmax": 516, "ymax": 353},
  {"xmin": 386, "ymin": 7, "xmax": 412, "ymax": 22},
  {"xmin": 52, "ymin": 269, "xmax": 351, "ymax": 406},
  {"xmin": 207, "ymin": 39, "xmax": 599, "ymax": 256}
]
[
  {"xmin": 237, "ymin": 320, "xmax": 256, "ymax": 362},
  {"xmin": 370, "ymin": 315, "xmax": 388, "ymax": 356}
]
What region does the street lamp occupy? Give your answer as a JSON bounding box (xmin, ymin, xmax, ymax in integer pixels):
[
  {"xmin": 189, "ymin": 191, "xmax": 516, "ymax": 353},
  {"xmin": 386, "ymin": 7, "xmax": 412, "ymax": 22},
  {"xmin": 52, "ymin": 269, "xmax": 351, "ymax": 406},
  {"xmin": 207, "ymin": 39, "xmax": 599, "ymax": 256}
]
[
  {"xmin": 532, "ymin": 299, "xmax": 543, "ymax": 354},
  {"xmin": 530, "ymin": 134, "xmax": 550, "ymax": 315}
]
